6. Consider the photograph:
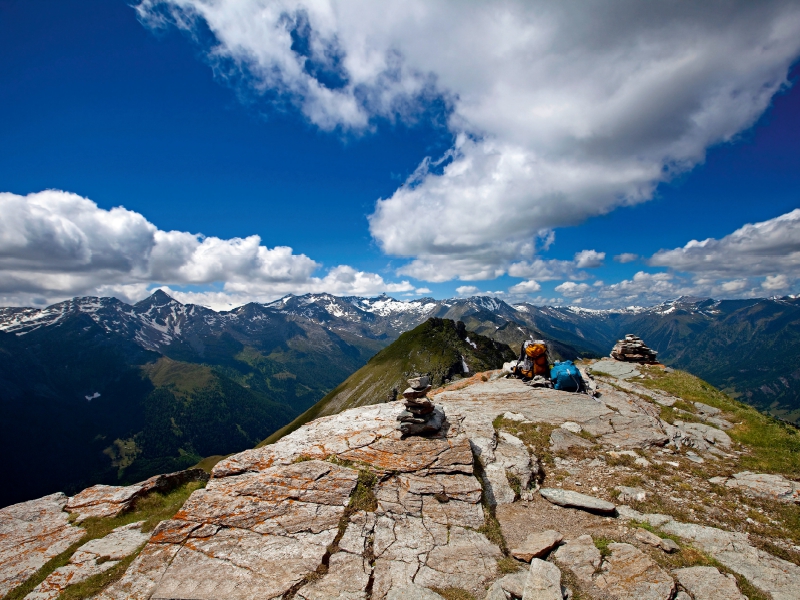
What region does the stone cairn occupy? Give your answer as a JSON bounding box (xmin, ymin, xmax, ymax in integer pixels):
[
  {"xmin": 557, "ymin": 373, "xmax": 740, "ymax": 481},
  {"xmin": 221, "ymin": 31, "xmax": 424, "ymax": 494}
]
[
  {"xmin": 611, "ymin": 334, "xmax": 659, "ymax": 363},
  {"xmin": 396, "ymin": 375, "xmax": 445, "ymax": 436}
]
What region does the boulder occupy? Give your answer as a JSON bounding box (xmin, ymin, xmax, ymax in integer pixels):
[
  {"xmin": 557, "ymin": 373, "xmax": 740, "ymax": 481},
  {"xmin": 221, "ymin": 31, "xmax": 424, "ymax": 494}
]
[
  {"xmin": 634, "ymin": 527, "xmax": 663, "ymax": 548},
  {"xmin": 560, "ymin": 421, "xmax": 582, "ymax": 433},
  {"xmin": 553, "ymin": 535, "xmax": 601, "ymax": 583},
  {"xmin": 511, "ymin": 530, "xmax": 563, "ymax": 562},
  {"xmin": 521, "ymin": 558, "xmax": 563, "ymax": 600},
  {"xmin": 673, "ymin": 566, "xmax": 746, "ymax": 600},
  {"xmin": 539, "ymin": 488, "xmax": 616, "ymax": 514},
  {"xmin": 486, "ymin": 570, "xmax": 527, "ymax": 598},
  {"xmin": 407, "ymin": 375, "xmax": 431, "ymax": 390}
]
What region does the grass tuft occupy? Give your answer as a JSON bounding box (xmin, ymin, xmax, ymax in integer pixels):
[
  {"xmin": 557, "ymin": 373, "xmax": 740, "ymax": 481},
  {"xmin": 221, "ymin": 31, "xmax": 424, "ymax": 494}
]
[{"xmin": 496, "ymin": 556, "xmax": 523, "ymax": 574}]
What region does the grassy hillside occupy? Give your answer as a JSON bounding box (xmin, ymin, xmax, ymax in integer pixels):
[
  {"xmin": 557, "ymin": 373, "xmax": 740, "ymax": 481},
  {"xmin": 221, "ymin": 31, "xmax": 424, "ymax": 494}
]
[{"xmin": 257, "ymin": 318, "xmax": 515, "ymax": 447}]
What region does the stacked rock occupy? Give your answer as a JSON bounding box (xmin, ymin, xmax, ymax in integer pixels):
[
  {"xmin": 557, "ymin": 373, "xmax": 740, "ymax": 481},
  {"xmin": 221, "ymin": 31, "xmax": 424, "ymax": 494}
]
[
  {"xmin": 396, "ymin": 375, "xmax": 445, "ymax": 436},
  {"xmin": 611, "ymin": 334, "xmax": 659, "ymax": 363}
]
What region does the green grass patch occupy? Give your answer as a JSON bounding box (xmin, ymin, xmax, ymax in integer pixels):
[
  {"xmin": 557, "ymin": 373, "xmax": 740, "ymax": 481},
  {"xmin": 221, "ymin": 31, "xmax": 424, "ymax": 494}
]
[
  {"xmin": 192, "ymin": 453, "xmax": 232, "ymax": 474},
  {"xmin": 4, "ymin": 479, "xmax": 205, "ymax": 600},
  {"xmin": 592, "ymin": 536, "xmax": 613, "ymax": 558},
  {"xmin": 493, "ymin": 417, "xmax": 558, "ymax": 467},
  {"xmin": 349, "ymin": 469, "xmax": 378, "ymax": 513},
  {"xmin": 56, "ymin": 551, "xmax": 139, "ymax": 600},
  {"xmin": 496, "ymin": 556, "xmax": 523, "ymax": 574},
  {"xmin": 640, "ymin": 367, "xmax": 800, "ymax": 477},
  {"xmin": 430, "ymin": 587, "xmax": 476, "ymax": 600}
]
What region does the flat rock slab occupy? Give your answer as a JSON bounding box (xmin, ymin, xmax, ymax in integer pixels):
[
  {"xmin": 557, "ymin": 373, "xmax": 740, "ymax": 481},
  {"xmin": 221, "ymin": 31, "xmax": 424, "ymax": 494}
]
[
  {"xmin": 433, "ymin": 378, "xmax": 612, "ymax": 427},
  {"xmin": 540, "ymin": 488, "xmax": 616, "ymax": 514},
  {"xmin": 26, "ymin": 521, "xmax": 149, "ymax": 600},
  {"xmin": 595, "ymin": 542, "xmax": 674, "ymax": 600},
  {"xmin": 715, "ymin": 471, "xmax": 800, "ymax": 504},
  {"xmin": 674, "ymin": 566, "xmax": 746, "ymax": 600},
  {"xmin": 588, "ymin": 360, "xmax": 641, "ymax": 380},
  {"xmin": 511, "ymin": 530, "xmax": 563, "ymax": 562},
  {"xmin": 522, "ymin": 558, "xmax": 563, "ymax": 600},
  {"xmin": 0, "ymin": 493, "xmax": 85, "ymax": 597}
]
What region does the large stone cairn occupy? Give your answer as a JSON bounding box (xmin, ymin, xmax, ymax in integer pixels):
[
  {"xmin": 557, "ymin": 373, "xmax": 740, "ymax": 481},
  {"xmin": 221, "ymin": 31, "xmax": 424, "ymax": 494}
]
[
  {"xmin": 611, "ymin": 334, "xmax": 659, "ymax": 363},
  {"xmin": 396, "ymin": 375, "xmax": 445, "ymax": 436}
]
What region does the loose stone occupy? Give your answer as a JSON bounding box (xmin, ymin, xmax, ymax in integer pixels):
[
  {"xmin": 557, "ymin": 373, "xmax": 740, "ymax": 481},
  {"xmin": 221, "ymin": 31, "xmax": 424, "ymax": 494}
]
[{"xmin": 539, "ymin": 488, "xmax": 616, "ymax": 515}]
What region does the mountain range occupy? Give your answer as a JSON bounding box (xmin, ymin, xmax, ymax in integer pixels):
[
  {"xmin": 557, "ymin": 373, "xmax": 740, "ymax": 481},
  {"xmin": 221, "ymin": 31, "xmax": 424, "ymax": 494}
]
[{"xmin": 1, "ymin": 290, "xmax": 798, "ymax": 507}]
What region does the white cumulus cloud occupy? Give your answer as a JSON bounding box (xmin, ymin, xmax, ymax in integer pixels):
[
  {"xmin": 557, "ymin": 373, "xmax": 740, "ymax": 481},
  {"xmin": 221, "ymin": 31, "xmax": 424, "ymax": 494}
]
[
  {"xmin": 138, "ymin": 0, "xmax": 800, "ymax": 279},
  {"xmin": 508, "ymin": 280, "xmax": 542, "ymax": 294},
  {"xmin": 0, "ymin": 190, "xmax": 415, "ymax": 308},
  {"xmin": 649, "ymin": 208, "xmax": 800, "ymax": 279},
  {"xmin": 554, "ymin": 282, "xmax": 591, "ymax": 298},
  {"xmin": 614, "ymin": 253, "xmax": 639, "ymax": 264}
]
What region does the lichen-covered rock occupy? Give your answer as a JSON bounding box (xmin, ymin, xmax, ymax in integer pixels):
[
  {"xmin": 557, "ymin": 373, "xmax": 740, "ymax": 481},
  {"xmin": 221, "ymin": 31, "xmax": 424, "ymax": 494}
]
[
  {"xmin": 0, "ymin": 493, "xmax": 85, "ymax": 597},
  {"xmin": 25, "ymin": 521, "xmax": 149, "ymax": 600}
]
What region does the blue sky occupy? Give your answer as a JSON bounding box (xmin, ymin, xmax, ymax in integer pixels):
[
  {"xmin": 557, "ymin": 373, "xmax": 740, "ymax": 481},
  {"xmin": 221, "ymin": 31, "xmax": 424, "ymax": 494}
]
[{"xmin": 1, "ymin": 0, "xmax": 799, "ymax": 309}]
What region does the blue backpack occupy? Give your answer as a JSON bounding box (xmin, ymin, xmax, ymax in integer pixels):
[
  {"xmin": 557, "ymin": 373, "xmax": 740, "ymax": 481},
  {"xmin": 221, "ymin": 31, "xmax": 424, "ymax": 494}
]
[{"xmin": 551, "ymin": 360, "xmax": 582, "ymax": 392}]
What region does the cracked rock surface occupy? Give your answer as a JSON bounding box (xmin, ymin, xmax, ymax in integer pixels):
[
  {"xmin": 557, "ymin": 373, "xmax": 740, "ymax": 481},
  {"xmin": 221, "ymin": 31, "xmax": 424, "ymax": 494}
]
[
  {"xmin": 95, "ymin": 403, "xmax": 498, "ymax": 600},
  {"xmin": 25, "ymin": 521, "xmax": 149, "ymax": 600},
  {"xmin": 0, "ymin": 493, "xmax": 85, "ymax": 597},
  {"xmin": 5, "ymin": 364, "xmax": 800, "ymax": 600}
]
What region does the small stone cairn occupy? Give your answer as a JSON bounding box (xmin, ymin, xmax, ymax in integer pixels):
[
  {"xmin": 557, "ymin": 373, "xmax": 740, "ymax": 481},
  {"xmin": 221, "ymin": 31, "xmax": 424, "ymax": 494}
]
[
  {"xmin": 396, "ymin": 375, "xmax": 445, "ymax": 436},
  {"xmin": 611, "ymin": 334, "xmax": 659, "ymax": 363}
]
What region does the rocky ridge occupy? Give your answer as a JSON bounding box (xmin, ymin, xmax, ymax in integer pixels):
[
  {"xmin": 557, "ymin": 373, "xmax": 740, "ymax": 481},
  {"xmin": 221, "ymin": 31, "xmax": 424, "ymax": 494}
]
[{"xmin": 2, "ymin": 363, "xmax": 800, "ymax": 599}]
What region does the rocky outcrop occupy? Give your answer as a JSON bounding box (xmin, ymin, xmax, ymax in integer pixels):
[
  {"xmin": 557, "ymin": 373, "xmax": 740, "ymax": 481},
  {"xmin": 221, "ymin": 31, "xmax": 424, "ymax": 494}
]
[
  {"xmin": 25, "ymin": 521, "xmax": 149, "ymax": 600},
  {"xmin": 619, "ymin": 505, "xmax": 800, "ymax": 600},
  {"xmin": 4, "ymin": 362, "xmax": 800, "ymax": 600},
  {"xmin": 93, "ymin": 404, "xmax": 498, "ymax": 600},
  {"xmin": 710, "ymin": 471, "xmax": 800, "ymax": 504},
  {"xmin": 66, "ymin": 469, "xmax": 209, "ymax": 521},
  {"xmin": 0, "ymin": 493, "xmax": 85, "ymax": 597}
]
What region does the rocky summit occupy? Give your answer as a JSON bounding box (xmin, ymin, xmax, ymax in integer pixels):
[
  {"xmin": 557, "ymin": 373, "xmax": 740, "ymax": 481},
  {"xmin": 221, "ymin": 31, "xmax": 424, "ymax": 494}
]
[{"xmin": 2, "ymin": 363, "xmax": 800, "ymax": 599}]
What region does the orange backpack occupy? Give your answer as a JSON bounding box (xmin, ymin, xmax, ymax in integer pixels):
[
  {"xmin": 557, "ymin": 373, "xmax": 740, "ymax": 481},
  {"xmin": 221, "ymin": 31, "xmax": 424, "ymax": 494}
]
[{"xmin": 516, "ymin": 340, "xmax": 550, "ymax": 378}]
